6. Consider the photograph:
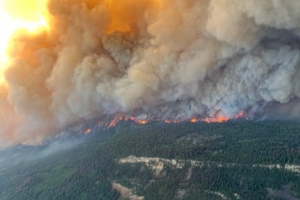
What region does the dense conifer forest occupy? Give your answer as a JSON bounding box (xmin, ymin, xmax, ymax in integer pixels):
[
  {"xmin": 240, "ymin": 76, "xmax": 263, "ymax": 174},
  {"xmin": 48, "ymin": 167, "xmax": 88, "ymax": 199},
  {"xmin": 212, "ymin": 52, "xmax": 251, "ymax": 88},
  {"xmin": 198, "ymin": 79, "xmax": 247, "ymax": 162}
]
[{"xmin": 0, "ymin": 120, "xmax": 300, "ymax": 199}]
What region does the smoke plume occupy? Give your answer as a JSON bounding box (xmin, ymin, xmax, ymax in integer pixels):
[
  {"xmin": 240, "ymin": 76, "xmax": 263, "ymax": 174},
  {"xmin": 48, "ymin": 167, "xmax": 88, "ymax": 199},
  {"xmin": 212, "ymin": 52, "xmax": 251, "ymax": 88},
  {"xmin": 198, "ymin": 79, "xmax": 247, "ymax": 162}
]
[{"xmin": 1, "ymin": 0, "xmax": 300, "ymax": 147}]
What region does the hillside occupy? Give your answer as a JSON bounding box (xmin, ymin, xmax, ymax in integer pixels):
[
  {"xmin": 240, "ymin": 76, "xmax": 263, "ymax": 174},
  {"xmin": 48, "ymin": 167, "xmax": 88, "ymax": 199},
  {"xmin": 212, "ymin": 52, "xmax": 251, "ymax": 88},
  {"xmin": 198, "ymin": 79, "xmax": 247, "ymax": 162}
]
[{"xmin": 0, "ymin": 120, "xmax": 300, "ymax": 199}]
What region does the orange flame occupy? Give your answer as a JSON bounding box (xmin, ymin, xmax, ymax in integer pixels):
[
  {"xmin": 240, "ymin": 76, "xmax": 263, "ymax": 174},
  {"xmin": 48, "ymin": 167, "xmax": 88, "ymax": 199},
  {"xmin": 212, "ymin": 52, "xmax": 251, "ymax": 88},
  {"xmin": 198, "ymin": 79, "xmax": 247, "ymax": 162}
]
[
  {"xmin": 107, "ymin": 116, "xmax": 123, "ymax": 129},
  {"xmin": 204, "ymin": 116, "xmax": 229, "ymax": 123},
  {"xmin": 124, "ymin": 116, "xmax": 136, "ymax": 121},
  {"xmin": 234, "ymin": 111, "xmax": 245, "ymax": 119},
  {"xmin": 136, "ymin": 119, "xmax": 148, "ymax": 124},
  {"xmin": 190, "ymin": 118, "xmax": 198, "ymax": 123},
  {"xmin": 95, "ymin": 111, "xmax": 247, "ymax": 130},
  {"xmin": 202, "ymin": 111, "xmax": 246, "ymax": 123}
]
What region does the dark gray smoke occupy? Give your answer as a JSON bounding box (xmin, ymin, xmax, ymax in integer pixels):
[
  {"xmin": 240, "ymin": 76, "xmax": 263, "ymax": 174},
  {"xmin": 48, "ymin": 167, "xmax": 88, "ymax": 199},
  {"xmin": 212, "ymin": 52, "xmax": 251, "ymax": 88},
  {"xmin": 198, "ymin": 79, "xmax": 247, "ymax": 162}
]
[{"xmin": 1, "ymin": 0, "xmax": 300, "ymax": 147}]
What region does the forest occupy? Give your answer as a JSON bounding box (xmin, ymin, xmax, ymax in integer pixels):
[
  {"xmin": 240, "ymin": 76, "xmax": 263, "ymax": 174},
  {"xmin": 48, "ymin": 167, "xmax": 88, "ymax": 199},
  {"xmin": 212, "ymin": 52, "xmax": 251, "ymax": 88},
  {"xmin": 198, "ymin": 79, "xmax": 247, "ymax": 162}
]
[{"xmin": 0, "ymin": 119, "xmax": 299, "ymax": 199}]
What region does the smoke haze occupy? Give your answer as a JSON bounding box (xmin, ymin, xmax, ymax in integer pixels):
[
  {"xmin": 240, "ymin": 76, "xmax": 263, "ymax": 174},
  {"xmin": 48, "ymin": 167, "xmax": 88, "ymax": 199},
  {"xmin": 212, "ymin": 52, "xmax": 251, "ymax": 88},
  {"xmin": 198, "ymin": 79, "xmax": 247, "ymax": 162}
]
[{"xmin": 1, "ymin": 0, "xmax": 300, "ymax": 147}]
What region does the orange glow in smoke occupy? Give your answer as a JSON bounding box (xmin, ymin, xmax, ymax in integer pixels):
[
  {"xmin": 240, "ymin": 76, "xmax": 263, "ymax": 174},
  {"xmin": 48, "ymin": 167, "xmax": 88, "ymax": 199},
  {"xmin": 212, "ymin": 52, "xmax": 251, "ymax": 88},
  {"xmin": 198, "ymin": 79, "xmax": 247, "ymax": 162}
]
[
  {"xmin": 136, "ymin": 119, "xmax": 148, "ymax": 124},
  {"xmin": 203, "ymin": 111, "xmax": 245, "ymax": 123},
  {"xmin": 107, "ymin": 117, "xmax": 123, "ymax": 129},
  {"xmin": 204, "ymin": 116, "xmax": 229, "ymax": 123},
  {"xmin": 106, "ymin": 116, "xmax": 149, "ymax": 128},
  {"xmin": 190, "ymin": 118, "xmax": 198, "ymax": 123},
  {"xmin": 85, "ymin": 111, "xmax": 247, "ymax": 134},
  {"xmin": 0, "ymin": 0, "xmax": 49, "ymax": 83},
  {"xmin": 234, "ymin": 111, "xmax": 245, "ymax": 119},
  {"xmin": 105, "ymin": 0, "xmax": 162, "ymax": 33},
  {"xmin": 84, "ymin": 129, "xmax": 91, "ymax": 134}
]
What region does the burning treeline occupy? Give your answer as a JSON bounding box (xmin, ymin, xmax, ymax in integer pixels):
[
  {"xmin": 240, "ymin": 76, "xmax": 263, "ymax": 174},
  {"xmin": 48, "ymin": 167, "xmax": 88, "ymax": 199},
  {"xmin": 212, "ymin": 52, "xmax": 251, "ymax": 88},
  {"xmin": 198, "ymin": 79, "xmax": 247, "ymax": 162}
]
[{"xmin": 1, "ymin": 0, "xmax": 300, "ymax": 147}]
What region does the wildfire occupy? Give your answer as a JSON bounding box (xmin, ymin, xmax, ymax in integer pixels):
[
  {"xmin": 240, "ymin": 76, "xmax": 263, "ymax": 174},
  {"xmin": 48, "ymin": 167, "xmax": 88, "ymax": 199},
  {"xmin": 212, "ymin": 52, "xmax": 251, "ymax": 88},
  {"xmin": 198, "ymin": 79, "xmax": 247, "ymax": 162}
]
[
  {"xmin": 190, "ymin": 118, "xmax": 198, "ymax": 123},
  {"xmin": 234, "ymin": 111, "xmax": 245, "ymax": 119},
  {"xmin": 107, "ymin": 117, "xmax": 123, "ymax": 129},
  {"xmin": 106, "ymin": 116, "xmax": 149, "ymax": 129},
  {"xmin": 0, "ymin": 1, "xmax": 248, "ymax": 136},
  {"xmin": 105, "ymin": 0, "xmax": 163, "ymax": 33},
  {"xmin": 204, "ymin": 116, "xmax": 229, "ymax": 123},
  {"xmin": 165, "ymin": 119, "xmax": 183, "ymax": 124},
  {"xmin": 0, "ymin": 0, "xmax": 163, "ymax": 84},
  {"xmin": 0, "ymin": 0, "xmax": 49, "ymax": 83},
  {"xmin": 81, "ymin": 111, "xmax": 247, "ymax": 135},
  {"xmin": 105, "ymin": 112, "xmax": 246, "ymax": 128},
  {"xmin": 136, "ymin": 119, "xmax": 148, "ymax": 125},
  {"xmin": 203, "ymin": 112, "xmax": 245, "ymax": 123}
]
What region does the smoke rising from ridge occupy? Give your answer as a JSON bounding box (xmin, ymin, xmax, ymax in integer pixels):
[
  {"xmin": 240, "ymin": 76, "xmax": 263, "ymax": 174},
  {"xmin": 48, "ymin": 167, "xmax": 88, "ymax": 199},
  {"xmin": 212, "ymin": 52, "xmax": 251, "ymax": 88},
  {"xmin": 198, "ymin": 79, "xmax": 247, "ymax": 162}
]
[{"xmin": 1, "ymin": 0, "xmax": 300, "ymax": 147}]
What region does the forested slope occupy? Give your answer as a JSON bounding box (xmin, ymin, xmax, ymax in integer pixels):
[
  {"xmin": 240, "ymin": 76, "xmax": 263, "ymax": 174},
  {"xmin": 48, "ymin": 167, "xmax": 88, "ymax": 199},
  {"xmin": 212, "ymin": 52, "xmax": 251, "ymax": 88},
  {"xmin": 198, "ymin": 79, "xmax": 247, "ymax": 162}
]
[{"xmin": 0, "ymin": 120, "xmax": 300, "ymax": 199}]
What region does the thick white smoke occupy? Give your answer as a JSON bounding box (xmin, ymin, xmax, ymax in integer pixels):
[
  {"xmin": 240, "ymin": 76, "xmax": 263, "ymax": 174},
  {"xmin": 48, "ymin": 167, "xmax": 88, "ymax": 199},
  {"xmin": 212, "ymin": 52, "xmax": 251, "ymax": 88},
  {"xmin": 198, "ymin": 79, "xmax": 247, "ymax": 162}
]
[{"xmin": 1, "ymin": 0, "xmax": 300, "ymax": 147}]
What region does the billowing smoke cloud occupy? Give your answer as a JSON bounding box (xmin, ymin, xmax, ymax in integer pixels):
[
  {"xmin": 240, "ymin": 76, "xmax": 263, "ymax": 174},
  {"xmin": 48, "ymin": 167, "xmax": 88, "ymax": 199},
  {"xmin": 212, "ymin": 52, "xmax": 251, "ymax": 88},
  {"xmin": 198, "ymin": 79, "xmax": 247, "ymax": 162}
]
[{"xmin": 1, "ymin": 0, "xmax": 300, "ymax": 147}]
